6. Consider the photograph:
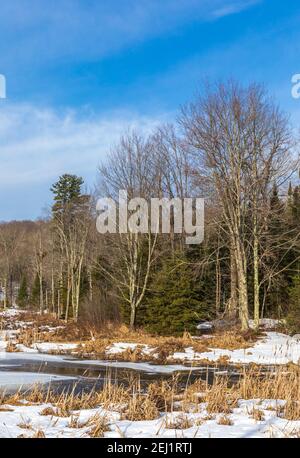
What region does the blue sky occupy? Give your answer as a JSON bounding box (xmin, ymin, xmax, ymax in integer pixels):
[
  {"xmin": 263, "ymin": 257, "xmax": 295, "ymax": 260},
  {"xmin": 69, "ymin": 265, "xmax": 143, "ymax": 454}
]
[{"xmin": 1, "ymin": 0, "xmax": 300, "ymax": 220}]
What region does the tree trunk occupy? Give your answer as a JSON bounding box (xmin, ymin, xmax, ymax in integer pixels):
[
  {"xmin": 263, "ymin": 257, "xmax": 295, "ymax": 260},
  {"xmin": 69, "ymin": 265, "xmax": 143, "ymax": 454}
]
[
  {"xmin": 39, "ymin": 272, "xmax": 44, "ymax": 314},
  {"xmin": 253, "ymin": 227, "xmax": 260, "ymax": 328},
  {"xmin": 3, "ymin": 277, "xmax": 7, "ymax": 309},
  {"xmin": 228, "ymin": 245, "xmax": 238, "ymax": 318},
  {"xmin": 215, "ymin": 249, "xmax": 221, "ymax": 315},
  {"xmin": 236, "ymin": 242, "xmax": 249, "ymax": 330},
  {"xmin": 65, "ymin": 268, "xmax": 71, "ymax": 322},
  {"xmin": 88, "ymin": 268, "xmax": 93, "ymax": 302},
  {"xmin": 130, "ymin": 303, "xmax": 136, "ymax": 330},
  {"xmin": 51, "ymin": 268, "xmax": 55, "ymax": 315}
]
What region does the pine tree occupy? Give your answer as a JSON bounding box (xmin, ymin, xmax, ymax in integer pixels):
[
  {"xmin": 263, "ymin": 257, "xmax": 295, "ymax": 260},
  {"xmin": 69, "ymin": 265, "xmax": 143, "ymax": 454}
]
[
  {"xmin": 145, "ymin": 253, "xmax": 210, "ymax": 335},
  {"xmin": 17, "ymin": 277, "xmax": 29, "ymax": 308},
  {"xmin": 50, "ymin": 174, "xmax": 84, "ymax": 217}
]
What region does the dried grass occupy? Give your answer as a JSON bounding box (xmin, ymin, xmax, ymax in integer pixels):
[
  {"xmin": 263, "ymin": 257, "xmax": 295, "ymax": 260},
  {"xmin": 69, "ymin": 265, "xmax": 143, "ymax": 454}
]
[
  {"xmin": 164, "ymin": 414, "xmax": 192, "ymax": 429},
  {"xmin": 217, "ymin": 415, "xmax": 233, "ymax": 425},
  {"xmin": 249, "ymin": 408, "xmax": 265, "ymax": 421},
  {"xmin": 1, "ymin": 362, "xmax": 299, "ymax": 433},
  {"xmin": 32, "ymin": 429, "xmax": 46, "ymax": 438},
  {"xmin": 205, "ymin": 378, "xmax": 238, "ymax": 414},
  {"xmin": 85, "ymin": 414, "xmax": 110, "ymax": 437},
  {"xmin": 237, "ymin": 365, "xmax": 300, "ymax": 402}
]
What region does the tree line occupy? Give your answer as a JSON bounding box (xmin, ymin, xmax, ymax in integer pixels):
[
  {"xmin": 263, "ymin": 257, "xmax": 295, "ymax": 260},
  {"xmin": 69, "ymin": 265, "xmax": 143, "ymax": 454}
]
[{"xmin": 1, "ymin": 81, "xmax": 299, "ymax": 334}]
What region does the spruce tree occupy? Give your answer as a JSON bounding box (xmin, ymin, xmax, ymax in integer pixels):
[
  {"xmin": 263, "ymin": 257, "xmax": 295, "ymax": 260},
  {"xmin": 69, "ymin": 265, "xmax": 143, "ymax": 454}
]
[{"xmin": 145, "ymin": 253, "xmax": 210, "ymax": 335}]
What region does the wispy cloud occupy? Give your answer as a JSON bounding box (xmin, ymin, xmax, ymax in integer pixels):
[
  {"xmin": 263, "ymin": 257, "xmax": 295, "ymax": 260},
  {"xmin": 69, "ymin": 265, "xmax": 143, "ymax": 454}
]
[
  {"xmin": 0, "ymin": 103, "xmax": 168, "ymax": 188},
  {"xmin": 0, "ymin": 102, "xmax": 170, "ymax": 219},
  {"xmin": 212, "ymin": 0, "xmax": 261, "ymax": 18},
  {"xmin": 0, "ymin": 0, "xmax": 260, "ymax": 68},
  {"xmin": 0, "ymin": 0, "xmax": 264, "ymax": 220}
]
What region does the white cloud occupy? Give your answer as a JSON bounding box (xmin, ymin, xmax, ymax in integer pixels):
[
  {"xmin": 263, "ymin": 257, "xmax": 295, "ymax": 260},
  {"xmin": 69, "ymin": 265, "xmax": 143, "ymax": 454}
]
[
  {"xmin": 0, "ymin": 103, "xmax": 168, "ymax": 188},
  {"xmin": 211, "ymin": 0, "xmax": 260, "ymax": 18}
]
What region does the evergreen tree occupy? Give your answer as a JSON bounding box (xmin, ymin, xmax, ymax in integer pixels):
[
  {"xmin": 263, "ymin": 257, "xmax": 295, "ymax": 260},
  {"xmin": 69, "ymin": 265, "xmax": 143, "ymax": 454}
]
[
  {"xmin": 50, "ymin": 174, "xmax": 84, "ymax": 217},
  {"xmin": 17, "ymin": 276, "xmax": 29, "ymax": 308},
  {"xmin": 265, "ymin": 184, "xmax": 292, "ymax": 317},
  {"xmin": 145, "ymin": 253, "xmax": 210, "ymax": 335}
]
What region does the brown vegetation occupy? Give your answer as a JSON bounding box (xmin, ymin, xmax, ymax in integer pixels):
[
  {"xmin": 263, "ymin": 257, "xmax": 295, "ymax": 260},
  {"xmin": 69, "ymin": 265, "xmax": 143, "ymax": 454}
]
[{"xmin": 1, "ymin": 366, "xmax": 298, "ymax": 430}]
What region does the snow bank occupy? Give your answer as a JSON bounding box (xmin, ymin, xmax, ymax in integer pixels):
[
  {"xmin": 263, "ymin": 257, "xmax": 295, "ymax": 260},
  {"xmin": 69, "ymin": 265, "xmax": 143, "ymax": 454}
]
[
  {"xmin": 172, "ymin": 332, "xmax": 300, "ymax": 365},
  {"xmin": 0, "ymin": 397, "xmax": 299, "ymax": 438},
  {"xmin": 32, "ymin": 342, "xmax": 79, "ymax": 353},
  {"xmin": 106, "ymin": 342, "xmax": 154, "ymax": 356}
]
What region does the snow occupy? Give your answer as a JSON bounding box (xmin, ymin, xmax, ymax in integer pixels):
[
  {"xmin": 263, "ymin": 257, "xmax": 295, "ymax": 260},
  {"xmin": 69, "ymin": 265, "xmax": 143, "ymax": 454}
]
[
  {"xmin": 100, "ymin": 332, "xmax": 300, "ymax": 366},
  {"xmin": 106, "ymin": 342, "xmax": 154, "ymax": 356},
  {"xmin": 0, "ymin": 310, "xmax": 299, "ymax": 438},
  {"xmin": 71, "ymin": 359, "xmax": 202, "ymax": 373},
  {"xmin": 106, "ymin": 342, "xmax": 143, "ymax": 354},
  {"xmin": 1, "ymin": 331, "xmax": 300, "ymax": 367},
  {"xmin": 0, "ymin": 351, "xmax": 202, "ymax": 374},
  {"xmin": 106, "ymin": 331, "xmax": 300, "ymax": 366},
  {"xmin": 196, "ymin": 321, "xmax": 213, "ymax": 330},
  {"xmin": 171, "ymin": 332, "xmax": 300, "ymax": 365},
  {"xmin": 0, "ymin": 336, "xmax": 78, "ymax": 354},
  {"xmin": 0, "ymin": 398, "xmax": 298, "ymax": 438},
  {"xmin": 32, "ymin": 342, "xmax": 79, "ymax": 353},
  {"xmin": 0, "ymin": 351, "xmax": 75, "ymax": 364},
  {"xmin": 0, "ymin": 308, "xmax": 21, "ymax": 318},
  {"xmin": 249, "ymin": 318, "xmax": 281, "ymax": 329},
  {"xmin": 196, "ymin": 321, "xmax": 213, "ymax": 331},
  {"xmin": 0, "ymin": 372, "xmax": 75, "ymax": 391}
]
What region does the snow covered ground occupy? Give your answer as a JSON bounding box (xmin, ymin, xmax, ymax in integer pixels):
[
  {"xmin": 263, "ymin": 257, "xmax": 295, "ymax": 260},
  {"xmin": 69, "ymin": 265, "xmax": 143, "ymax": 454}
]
[
  {"xmin": 171, "ymin": 332, "xmax": 300, "ymax": 365},
  {"xmin": 0, "ymin": 310, "xmax": 299, "ymax": 438},
  {"xmin": 1, "ymin": 309, "xmax": 299, "ymax": 366},
  {"xmin": 1, "ymin": 329, "xmax": 300, "ymax": 366},
  {"xmin": 0, "ymin": 398, "xmax": 299, "ymax": 438},
  {"xmin": 103, "ymin": 332, "xmax": 300, "ymax": 365}
]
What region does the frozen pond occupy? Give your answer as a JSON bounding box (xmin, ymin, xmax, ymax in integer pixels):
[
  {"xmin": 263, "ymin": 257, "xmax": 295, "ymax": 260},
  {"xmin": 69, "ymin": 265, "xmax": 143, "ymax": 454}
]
[{"xmin": 0, "ymin": 351, "xmax": 242, "ymax": 394}]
